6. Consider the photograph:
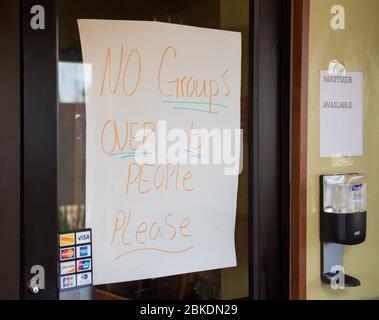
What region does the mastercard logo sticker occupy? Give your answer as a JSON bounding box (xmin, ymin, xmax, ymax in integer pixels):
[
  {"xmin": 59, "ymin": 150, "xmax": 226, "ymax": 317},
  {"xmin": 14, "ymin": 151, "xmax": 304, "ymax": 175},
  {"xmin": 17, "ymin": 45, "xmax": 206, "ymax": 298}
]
[{"xmin": 60, "ymin": 247, "xmax": 75, "ymax": 261}]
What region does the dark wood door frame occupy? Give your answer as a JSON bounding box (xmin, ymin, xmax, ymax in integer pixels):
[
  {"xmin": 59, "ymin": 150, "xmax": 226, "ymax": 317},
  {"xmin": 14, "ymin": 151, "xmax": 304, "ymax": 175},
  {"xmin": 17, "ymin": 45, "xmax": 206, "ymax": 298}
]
[{"xmin": 289, "ymin": 0, "xmax": 309, "ymax": 300}]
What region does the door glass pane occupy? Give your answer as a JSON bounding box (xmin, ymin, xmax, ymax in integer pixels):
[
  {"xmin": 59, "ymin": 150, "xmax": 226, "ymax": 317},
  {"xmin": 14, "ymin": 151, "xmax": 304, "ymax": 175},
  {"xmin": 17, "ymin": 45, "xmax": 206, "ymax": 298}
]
[{"xmin": 58, "ymin": 0, "xmax": 249, "ymax": 300}]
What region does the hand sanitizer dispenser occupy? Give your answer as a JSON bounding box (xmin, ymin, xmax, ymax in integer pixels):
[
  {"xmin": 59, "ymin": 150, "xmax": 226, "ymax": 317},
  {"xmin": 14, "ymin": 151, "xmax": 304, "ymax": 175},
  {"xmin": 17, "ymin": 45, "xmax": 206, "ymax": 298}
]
[{"xmin": 320, "ymin": 173, "xmax": 367, "ymax": 287}]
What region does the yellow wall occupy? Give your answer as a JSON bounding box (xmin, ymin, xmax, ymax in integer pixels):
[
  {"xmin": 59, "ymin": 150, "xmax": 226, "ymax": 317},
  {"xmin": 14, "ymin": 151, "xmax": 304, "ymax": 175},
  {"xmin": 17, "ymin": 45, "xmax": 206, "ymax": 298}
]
[{"xmin": 307, "ymin": 0, "xmax": 379, "ymax": 299}]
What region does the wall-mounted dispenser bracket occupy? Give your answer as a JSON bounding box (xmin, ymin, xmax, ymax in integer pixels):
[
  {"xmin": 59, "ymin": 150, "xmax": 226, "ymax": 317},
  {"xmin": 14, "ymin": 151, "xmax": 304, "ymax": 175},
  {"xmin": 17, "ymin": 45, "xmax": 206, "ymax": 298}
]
[{"xmin": 321, "ymin": 243, "xmax": 360, "ymax": 287}]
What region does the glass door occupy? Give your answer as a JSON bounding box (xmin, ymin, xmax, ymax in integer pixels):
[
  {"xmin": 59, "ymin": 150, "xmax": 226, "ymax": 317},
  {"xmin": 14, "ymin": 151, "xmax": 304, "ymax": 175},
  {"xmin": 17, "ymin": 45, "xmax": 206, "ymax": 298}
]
[{"xmin": 57, "ymin": 0, "xmax": 250, "ymax": 300}]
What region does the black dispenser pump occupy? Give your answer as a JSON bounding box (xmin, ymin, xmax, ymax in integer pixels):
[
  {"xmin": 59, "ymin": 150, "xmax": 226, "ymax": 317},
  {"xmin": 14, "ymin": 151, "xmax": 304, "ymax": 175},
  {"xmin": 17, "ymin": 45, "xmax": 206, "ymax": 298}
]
[{"xmin": 320, "ymin": 173, "xmax": 367, "ymax": 288}]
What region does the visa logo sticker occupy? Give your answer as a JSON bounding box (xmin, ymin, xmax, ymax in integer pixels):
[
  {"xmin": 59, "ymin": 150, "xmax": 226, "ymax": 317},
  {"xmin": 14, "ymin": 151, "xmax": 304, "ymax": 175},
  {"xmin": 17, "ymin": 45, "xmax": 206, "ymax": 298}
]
[
  {"xmin": 60, "ymin": 247, "xmax": 75, "ymax": 261},
  {"xmin": 77, "ymin": 272, "xmax": 92, "ymax": 286},
  {"xmin": 352, "ymin": 184, "xmax": 362, "ymax": 191},
  {"xmin": 60, "ymin": 275, "xmax": 76, "ymax": 289},
  {"xmin": 60, "ymin": 261, "xmax": 76, "ymax": 275},
  {"xmin": 59, "ymin": 233, "xmax": 75, "ymax": 247},
  {"xmin": 76, "ymin": 244, "xmax": 91, "ymax": 258},
  {"xmin": 76, "ymin": 230, "xmax": 91, "ymax": 245},
  {"xmin": 77, "ymin": 258, "xmax": 92, "ymax": 272}
]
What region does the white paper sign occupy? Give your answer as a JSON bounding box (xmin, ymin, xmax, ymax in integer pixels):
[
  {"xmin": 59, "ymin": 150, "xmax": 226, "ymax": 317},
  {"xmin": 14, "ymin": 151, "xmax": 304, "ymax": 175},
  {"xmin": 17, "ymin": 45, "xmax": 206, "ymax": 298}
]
[
  {"xmin": 78, "ymin": 20, "xmax": 241, "ymax": 285},
  {"xmin": 320, "ymin": 71, "xmax": 363, "ymax": 157}
]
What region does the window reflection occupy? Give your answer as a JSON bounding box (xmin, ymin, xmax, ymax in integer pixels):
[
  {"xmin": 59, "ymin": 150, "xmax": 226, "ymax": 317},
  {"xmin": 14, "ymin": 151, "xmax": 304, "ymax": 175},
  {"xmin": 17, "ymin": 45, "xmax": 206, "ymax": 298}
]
[{"xmin": 59, "ymin": 62, "xmax": 92, "ymax": 104}]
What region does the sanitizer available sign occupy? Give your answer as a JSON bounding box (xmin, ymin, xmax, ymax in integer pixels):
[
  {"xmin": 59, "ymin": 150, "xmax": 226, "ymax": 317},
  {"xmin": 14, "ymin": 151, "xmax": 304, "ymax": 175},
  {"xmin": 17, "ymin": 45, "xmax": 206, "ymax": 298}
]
[
  {"xmin": 320, "ymin": 70, "xmax": 363, "ymax": 158},
  {"xmin": 78, "ymin": 20, "xmax": 241, "ymax": 285}
]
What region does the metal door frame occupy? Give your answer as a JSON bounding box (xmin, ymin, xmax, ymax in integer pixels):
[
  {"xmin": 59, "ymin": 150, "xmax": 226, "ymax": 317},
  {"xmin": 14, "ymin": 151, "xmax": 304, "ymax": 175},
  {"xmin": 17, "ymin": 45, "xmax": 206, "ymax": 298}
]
[{"xmin": 0, "ymin": 0, "xmax": 22, "ymax": 300}]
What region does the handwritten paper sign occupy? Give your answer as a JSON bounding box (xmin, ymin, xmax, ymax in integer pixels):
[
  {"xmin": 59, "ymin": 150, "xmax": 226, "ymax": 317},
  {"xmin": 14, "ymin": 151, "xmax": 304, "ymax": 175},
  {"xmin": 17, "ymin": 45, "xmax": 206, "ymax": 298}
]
[
  {"xmin": 320, "ymin": 71, "xmax": 363, "ymax": 157},
  {"xmin": 78, "ymin": 20, "xmax": 241, "ymax": 285}
]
